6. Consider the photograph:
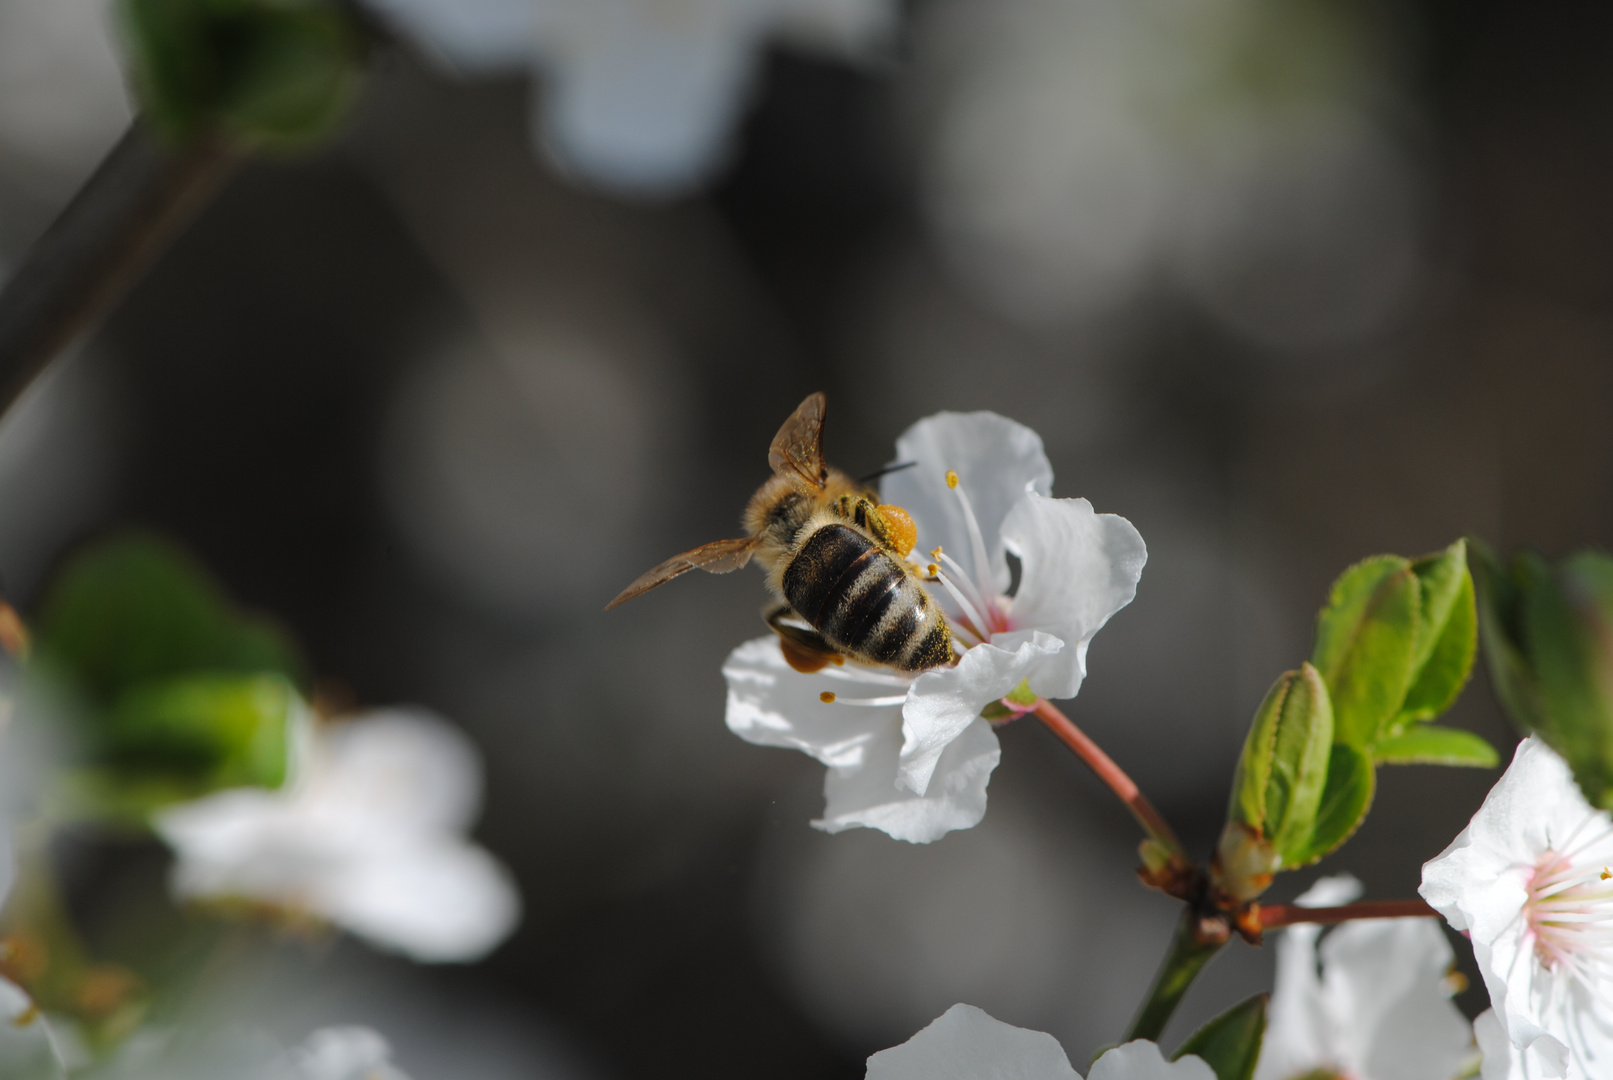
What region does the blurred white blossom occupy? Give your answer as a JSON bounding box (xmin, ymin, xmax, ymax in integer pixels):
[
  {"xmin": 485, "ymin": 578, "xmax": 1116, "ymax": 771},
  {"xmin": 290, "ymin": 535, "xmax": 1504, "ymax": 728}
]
[
  {"xmin": 362, "ymin": 0, "xmax": 897, "ymax": 195},
  {"xmin": 0, "ymin": 0, "xmax": 130, "ymax": 199},
  {"xmin": 865, "ymin": 1003, "xmax": 1213, "ymax": 1080},
  {"xmin": 725, "ymin": 410, "xmax": 1144, "ymax": 842},
  {"xmin": 86, "ymin": 1024, "xmax": 411, "ymax": 1080},
  {"xmin": 913, "ymin": 0, "xmax": 1424, "ymax": 350},
  {"xmin": 154, "ymin": 707, "xmax": 522, "ymax": 963},
  {"xmin": 1421, "ymin": 737, "xmax": 1613, "ymax": 1080},
  {"xmin": 1256, "ymin": 875, "xmax": 1472, "ymax": 1080}
]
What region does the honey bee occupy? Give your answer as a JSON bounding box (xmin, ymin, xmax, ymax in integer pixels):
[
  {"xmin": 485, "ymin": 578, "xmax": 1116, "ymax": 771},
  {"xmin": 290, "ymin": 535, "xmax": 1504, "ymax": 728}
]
[{"xmin": 606, "ymin": 392, "xmax": 954, "ymax": 673}]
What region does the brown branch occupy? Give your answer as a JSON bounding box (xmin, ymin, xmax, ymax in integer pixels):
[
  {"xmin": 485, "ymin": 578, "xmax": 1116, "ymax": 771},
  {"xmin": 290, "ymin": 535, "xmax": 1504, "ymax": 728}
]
[
  {"xmin": 1032, "ymin": 699, "xmax": 1185, "ymax": 856},
  {"xmin": 0, "ymin": 122, "xmax": 237, "ymax": 417},
  {"xmin": 1256, "ymin": 899, "xmax": 1439, "ymax": 928}
]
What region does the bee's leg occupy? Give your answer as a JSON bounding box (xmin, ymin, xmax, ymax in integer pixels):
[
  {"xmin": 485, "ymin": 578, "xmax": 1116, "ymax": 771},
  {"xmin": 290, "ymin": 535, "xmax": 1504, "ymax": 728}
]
[{"xmin": 764, "ymin": 605, "xmax": 844, "ymax": 674}]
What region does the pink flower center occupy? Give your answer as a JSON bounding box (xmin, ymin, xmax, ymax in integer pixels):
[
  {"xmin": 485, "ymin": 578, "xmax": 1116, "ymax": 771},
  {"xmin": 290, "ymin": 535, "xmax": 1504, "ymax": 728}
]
[{"xmin": 1525, "ymin": 847, "xmax": 1613, "ymax": 979}]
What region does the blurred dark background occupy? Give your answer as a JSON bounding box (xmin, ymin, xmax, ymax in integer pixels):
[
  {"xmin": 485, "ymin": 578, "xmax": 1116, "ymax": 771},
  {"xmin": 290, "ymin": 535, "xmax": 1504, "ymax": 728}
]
[{"xmin": 2, "ymin": 1, "xmax": 1612, "ymax": 1076}]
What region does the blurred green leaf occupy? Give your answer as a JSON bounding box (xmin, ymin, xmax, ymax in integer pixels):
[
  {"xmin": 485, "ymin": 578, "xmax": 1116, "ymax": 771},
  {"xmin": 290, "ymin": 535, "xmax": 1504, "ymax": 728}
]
[
  {"xmin": 104, "ymin": 672, "xmax": 296, "ymax": 789},
  {"xmin": 118, "ymin": 0, "xmax": 362, "ymax": 147},
  {"xmin": 1469, "ymin": 538, "xmax": 1544, "ymax": 732},
  {"xmin": 34, "ymin": 532, "xmax": 303, "ymax": 703},
  {"xmin": 1293, "ymin": 742, "xmax": 1375, "ymax": 865},
  {"xmin": 1372, "ymin": 725, "xmax": 1498, "ymax": 768},
  {"xmin": 1522, "ymin": 551, "xmax": 1613, "ymax": 808},
  {"xmin": 1310, "ymin": 556, "xmax": 1419, "ymax": 748},
  {"xmin": 1173, "ymin": 993, "xmax": 1266, "ymax": 1080},
  {"xmin": 31, "ymin": 532, "xmax": 306, "ymax": 821}
]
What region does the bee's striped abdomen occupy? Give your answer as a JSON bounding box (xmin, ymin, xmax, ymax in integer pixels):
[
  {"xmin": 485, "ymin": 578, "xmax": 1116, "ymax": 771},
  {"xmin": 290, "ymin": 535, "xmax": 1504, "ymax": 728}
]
[{"xmin": 783, "ymin": 524, "xmax": 952, "ymax": 672}]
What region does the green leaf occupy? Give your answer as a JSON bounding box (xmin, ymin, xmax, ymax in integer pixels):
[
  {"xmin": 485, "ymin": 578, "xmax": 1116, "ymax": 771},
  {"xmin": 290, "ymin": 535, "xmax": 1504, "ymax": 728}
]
[
  {"xmin": 54, "ymin": 673, "xmax": 300, "ymax": 824},
  {"xmin": 34, "ymin": 532, "xmax": 303, "ymax": 705},
  {"xmin": 1372, "ymin": 726, "xmax": 1499, "ymax": 768},
  {"xmin": 1469, "ymin": 538, "xmax": 1544, "ymax": 734},
  {"xmin": 1392, "ymin": 542, "xmax": 1478, "ymax": 731},
  {"xmin": 1292, "ymin": 742, "xmax": 1375, "ymax": 865},
  {"xmin": 1173, "ymin": 994, "xmax": 1267, "ymax": 1080},
  {"xmin": 105, "ymin": 672, "xmax": 297, "ymax": 789},
  {"xmin": 117, "ymin": 0, "xmax": 362, "ymax": 146},
  {"xmin": 1310, "ymin": 556, "xmax": 1420, "ymax": 748},
  {"xmin": 1524, "ymin": 552, "xmax": 1613, "ymax": 809}
]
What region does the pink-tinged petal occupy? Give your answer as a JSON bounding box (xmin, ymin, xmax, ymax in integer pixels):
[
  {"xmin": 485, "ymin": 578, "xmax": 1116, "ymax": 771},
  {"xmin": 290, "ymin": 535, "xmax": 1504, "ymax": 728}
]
[
  {"xmin": 883, "ymin": 412, "xmax": 1054, "ymax": 596},
  {"xmin": 900, "ymin": 633, "xmax": 1062, "ymax": 796},
  {"xmin": 818, "ymin": 718, "xmax": 999, "ymax": 844},
  {"xmin": 724, "ymin": 637, "xmax": 907, "ymax": 772},
  {"xmin": 998, "ymin": 493, "xmax": 1146, "ymax": 700},
  {"xmin": 1089, "ymin": 1041, "xmax": 1216, "ymax": 1080},
  {"xmin": 865, "ymin": 1003, "xmax": 1079, "ymax": 1080}
]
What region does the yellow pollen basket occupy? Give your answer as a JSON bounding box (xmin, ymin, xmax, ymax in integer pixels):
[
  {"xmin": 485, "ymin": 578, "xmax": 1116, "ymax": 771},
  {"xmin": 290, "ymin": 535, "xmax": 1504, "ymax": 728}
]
[{"xmin": 875, "ymin": 504, "xmax": 918, "ymax": 557}]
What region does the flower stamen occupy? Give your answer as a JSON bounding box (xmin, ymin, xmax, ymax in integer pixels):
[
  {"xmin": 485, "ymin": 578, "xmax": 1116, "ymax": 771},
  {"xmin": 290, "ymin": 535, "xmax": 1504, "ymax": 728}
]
[{"xmin": 1526, "ymin": 842, "xmax": 1613, "ymax": 980}]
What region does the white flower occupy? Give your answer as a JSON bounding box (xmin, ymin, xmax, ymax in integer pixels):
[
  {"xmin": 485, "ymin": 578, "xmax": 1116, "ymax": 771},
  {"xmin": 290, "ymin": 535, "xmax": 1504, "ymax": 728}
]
[
  {"xmin": 292, "ymin": 1027, "xmax": 412, "ymax": 1080},
  {"xmin": 1421, "ymin": 736, "xmax": 1613, "ymax": 1079},
  {"xmin": 90, "ymin": 1024, "xmax": 411, "ymax": 1080},
  {"xmin": 1255, "ymin": 875, "xmax": 1472, "ymax": 1080},
  {"xmin": 724, "ymin": 410, "xmax": 1145, "ymax": 843},
  {"xmin": 361, "ymin": 0, "xmax": 896, "ymax": 195},
  {"xmin": 153, "ymin": 707, "xmax": 522, "ymax": 963},
  {"xmin": 865, "ymin": 1003, "xmax": 1214, "ymax": 1080}
]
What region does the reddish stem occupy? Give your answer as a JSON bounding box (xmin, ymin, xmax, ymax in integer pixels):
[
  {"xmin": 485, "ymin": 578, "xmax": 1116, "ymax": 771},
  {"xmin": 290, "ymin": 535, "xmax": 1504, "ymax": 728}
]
[
  {"xmin": 1257, "ymin": 899, "xmax": 1439, "ymax": 928},
  {"xmin": 1032, "ymin": 699, "xmax": 1184, "ymax": 855}
]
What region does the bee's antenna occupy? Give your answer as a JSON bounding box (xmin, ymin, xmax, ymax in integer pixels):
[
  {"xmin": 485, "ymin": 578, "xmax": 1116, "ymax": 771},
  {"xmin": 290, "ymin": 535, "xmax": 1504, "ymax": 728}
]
[{"xmin": 858, "ymin": 461, "xmax": 917, "ymax": 484}]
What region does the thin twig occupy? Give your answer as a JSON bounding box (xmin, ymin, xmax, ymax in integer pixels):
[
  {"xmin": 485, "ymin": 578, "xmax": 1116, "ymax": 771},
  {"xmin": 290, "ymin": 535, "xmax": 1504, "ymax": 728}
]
[
  {"xmin": 1257, "ymin": 899, "xmax": 1439, "ymax": 928},
  {"xmin": 0, "ymin": 122, "xmax": 238, "ymax": 417},
  {"xmin": 1032, "ymin": 698, "xmax": 1185, "ymax": 856}
]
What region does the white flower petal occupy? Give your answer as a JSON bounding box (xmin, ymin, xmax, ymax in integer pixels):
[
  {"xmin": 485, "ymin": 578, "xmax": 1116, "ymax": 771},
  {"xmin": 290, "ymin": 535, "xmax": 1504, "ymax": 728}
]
[
  {"xmin": 362, "ymin": 0, "xmax": 535, "ymax": 71},
  {"xmin": 155, "ymin": 711, "xmax": 520, "ymax": 963},
  {"xmin": 899, "ymin": 633, "xmax": 1061, "ymax": 795},
  {"xmin": 997, "ymin": 493, "xmax": 1146, "ymax": 700},
  {"xmin": 864, "ymin": 1003, "xmax": 1079, "ymax": 1080},
  {"xmin": 724, "ymin": 636, "xmax": 902, "ymax": 772},
  {"xmin": 529, "ymin": 0, "xmax": 757, "ymax": 195},
  {"xmin": 1088, "ymin": 1041, "xmax": 1215, "ymax": 1080},
  {"xmin": 1476, "ymin": 1008, "xmax": 1518, "ymax": 1080},
  {"xmin": 0, "ymin": 976, "xmax": 65, "ymax": 1080},
  {"xmin": 818, "ymin": 717, "xmax": 999, "ymax": 844},
  {"xmin": 293, "ymin": 1026, "xmax": 412, "ymax": 1080},
  {"xmin": 1319, "ymin": 917, "xmax": 1473, "ymax": 1080},
  {"xmin": 315, "ymin": 709, "xmax": 485, "ymax": 835},
  {"xmin": 883, "ymin": 412, "xmax": 1054, "ymax": 595},
  {"xmin": 320, "ymin": 839, "xmax": 522, "ymax": 964}
]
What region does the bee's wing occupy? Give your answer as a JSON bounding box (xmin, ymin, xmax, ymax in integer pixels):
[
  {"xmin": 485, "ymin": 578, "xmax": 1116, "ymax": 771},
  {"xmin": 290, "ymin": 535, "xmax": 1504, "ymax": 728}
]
[
  {"xmin": 767, "ymin": 391, "xmax": 828, "ymax": 491},
  {"xmin": 604, "ymin": 536, "xmax": 761, "ymax": 610}
]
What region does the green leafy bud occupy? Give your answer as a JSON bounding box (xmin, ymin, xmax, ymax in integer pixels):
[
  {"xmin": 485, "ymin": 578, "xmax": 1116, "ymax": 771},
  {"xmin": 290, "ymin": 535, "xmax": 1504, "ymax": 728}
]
[
  {"xmin": 31, "ymin": 532, "xmax": 307, "ymax": 821},
  {"xmin": 1289, "ymin": 741, "xmax": 1375, "ymax": 865},
  {"xmin": 1229, "ymin": 664, "xmax": 1334, "ymax": 863},
  {"xmin": 1173, "ymin": 994, "xmax": 1267, "ymax": 1080},
  {"xmin": 117, "ymin": 0, "xmax": 363, "ymax": 147},
  {"xmin": 1474, "ymin": 541, "xmax": 1613, "ymax": 809}
]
